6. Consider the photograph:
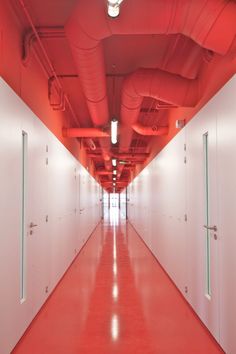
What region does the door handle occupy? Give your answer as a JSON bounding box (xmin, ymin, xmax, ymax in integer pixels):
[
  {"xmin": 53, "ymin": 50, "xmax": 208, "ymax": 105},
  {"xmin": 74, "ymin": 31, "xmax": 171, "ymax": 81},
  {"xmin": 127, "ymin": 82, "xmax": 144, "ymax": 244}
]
[
  {"xmin": 203, "ymin": 225, "xmax": 217, "ymax": 232},
  {"xmin": 29, "ymin": 222, "xmax": 38, "ymax": 228}
]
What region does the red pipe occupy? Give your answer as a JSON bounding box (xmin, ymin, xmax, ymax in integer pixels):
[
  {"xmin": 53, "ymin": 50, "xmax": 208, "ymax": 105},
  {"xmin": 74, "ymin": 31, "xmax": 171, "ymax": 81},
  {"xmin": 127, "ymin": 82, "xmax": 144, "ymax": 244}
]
[
  {"xmin": 102, "ymin": 181, "xmax": 130, "ymax": 187},
  {"xmin": 23, "ymin": 27, "xmax": 65, "ymax": 65},
  {"xmin": 97, "ymin": 171, "xmax": 113, "ymax": 176},
  {"xmin": 63, "ymin": 128, "xmax": 111, "ymax": 162},
  {"xmin": 114, "ymin": 153, "xmax": 149, "ymax": 160},
  {"xmin": 102, "ymin": 181, "xmax": 129, "ymax": 185},
  {"xmin": 63, "ymin": 128, "xmax": 109, "ymax": 138},
  {"xmin": 132, "ymin": 123, "xmax": 168, "ymax": 136},
  {"xmin": 18, "ymin": 1, "xmax": 79, "ymax": 126}
]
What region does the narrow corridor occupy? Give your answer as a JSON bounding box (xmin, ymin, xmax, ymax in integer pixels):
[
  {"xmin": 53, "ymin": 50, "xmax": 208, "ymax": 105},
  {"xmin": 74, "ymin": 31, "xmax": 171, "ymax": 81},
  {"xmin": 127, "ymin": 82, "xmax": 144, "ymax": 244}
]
[{"xmin": 13, "ymin": 209, "xmax": 224, "ymax": 354}]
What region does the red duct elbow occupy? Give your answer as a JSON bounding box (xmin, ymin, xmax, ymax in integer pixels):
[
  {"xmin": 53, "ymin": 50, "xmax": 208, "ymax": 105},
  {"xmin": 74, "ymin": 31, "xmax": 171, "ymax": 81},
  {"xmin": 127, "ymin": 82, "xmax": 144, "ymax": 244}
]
[
  {"xmin": 132, "ymin": 123, "xmax": 168, "ymax": 136},
  {"xmin": 119, "ymin": 68, "xmax": 198, "ymax": 150},
  {"xmin": 122, "ymin": 68, "xmax": 199, "ymax": 114}
]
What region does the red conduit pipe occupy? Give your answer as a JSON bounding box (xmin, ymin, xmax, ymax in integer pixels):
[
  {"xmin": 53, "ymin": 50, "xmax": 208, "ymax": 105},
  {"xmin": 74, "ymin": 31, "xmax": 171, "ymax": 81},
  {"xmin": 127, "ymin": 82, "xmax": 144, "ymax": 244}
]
[
  {"xmin": 18, "ymin": 0, "xmax": 79, "ymax": 126},
  {"xmin": 23, "ymin": 27, "xmax": 65, "ymax": 64},
  {"xmin": 88, "ymin": 153, "xmax": 149, "ymax": 159},
  {"xmin": 113, "ymin": 153, "xmax": 149, "ymax": 160},
  {"xmin": 102, "ymin": 181, "xmax": 129, "ymax": 185},
  {"xmin": 63, "ymin": 128, "xmax": 110, "ymax": 138},
  {"xmin": 97, "ymin": 171, "xmax": 113, "ymax": 175},
  {"xmin": 131, "ymin": 123, "xmax": 168, "ymax": 136}
]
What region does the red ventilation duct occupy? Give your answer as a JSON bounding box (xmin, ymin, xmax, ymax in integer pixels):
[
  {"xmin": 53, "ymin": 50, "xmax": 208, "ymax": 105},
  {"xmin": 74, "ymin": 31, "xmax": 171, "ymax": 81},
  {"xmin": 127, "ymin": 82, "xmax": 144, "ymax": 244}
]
[
  {"xmin": 132, "ymin": 123, "xmax": 168, "ymax": 136},
  {"xmin": 65, "ymin": 0, "xmax": 236, "ymax": 167},
  {"xmin": 120, "ymin": 67, "xmax": 198, "ymax": 150},
  {"xmin": 122, "ymin": 68, "xmax": 199, "ymax": 115}
]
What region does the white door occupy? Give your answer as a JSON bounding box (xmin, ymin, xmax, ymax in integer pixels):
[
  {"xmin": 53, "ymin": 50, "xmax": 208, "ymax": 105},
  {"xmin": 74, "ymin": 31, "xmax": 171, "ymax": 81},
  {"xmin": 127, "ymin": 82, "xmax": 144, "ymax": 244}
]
[
  {"xmin": 186, "ymin": 106, "xmax": 219, "ymax": 340},
  {"xmin": 78, "ymin": 169, "xmax": 88, "ymax": 245},
  {"xmin": 24, "ymin": 120, "xmax": 50, "ymax": 314}
]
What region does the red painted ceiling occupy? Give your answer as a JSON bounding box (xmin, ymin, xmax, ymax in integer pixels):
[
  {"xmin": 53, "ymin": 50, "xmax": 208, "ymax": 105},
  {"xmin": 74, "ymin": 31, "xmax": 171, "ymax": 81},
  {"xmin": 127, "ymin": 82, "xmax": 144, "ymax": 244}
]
[{"xmin": 1, "ymin": 0, "xmax": 236, "ymax": 192}]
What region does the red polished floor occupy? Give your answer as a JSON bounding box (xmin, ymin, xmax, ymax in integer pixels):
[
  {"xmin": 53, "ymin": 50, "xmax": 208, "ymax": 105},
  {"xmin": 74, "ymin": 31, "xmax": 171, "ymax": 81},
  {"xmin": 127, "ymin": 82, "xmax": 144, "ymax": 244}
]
[{"xmin": 13, "ymin": 209, "xmax": 224, "ymax": 354}]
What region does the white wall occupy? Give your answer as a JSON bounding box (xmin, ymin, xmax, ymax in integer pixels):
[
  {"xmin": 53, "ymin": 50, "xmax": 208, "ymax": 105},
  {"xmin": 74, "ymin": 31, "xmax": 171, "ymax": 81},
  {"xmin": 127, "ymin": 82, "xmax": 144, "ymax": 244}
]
[
  {"xmin": 0, "ymin": 78, "xmax": 101, "ymax": 354},
  {"xmin": 128, "ymin": 75, "xmax": 236, "ymax": 354},
  {"xmin": 119, "ymin": 190, "xmax": 127, "ymax": 218}
]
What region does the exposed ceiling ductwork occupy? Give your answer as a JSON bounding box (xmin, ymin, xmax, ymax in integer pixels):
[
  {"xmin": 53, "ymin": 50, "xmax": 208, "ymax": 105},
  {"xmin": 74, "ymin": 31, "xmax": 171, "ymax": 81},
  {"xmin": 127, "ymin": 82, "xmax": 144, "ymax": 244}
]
[
  {"xmin": 65, "ymin": 0, "xmax": 236, "ymax": 191},
  {"xmin": 7, "ymin": 0, "xmax": 235, "ymax": 193}
]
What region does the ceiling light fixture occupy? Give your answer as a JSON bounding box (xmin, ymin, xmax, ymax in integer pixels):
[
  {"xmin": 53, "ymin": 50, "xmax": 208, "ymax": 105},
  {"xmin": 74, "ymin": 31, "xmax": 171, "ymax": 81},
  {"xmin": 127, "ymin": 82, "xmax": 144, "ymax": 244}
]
[
  {"xmin": 112, "ymin": 158, "xmax": 117, "ymax": 167},
  {"xmin": 113, "ymin": 177, "xmax": 116, "ymax": 181},
  {"xmin": 107, "ymin": 0, "xmax": 124, "ymax": 18},
  {"xmin": 111, "ymin": 118, "xmax": 118, "ymax": 144},
  {"xmin": 113, "ymin": 170, "xmax": 117, "ymax": 175}
]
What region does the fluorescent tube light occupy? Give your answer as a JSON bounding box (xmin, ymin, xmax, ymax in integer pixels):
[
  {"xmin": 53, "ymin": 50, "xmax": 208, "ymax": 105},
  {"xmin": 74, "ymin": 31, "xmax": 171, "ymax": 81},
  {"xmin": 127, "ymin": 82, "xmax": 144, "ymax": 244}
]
[
  {"xmin": 107, "ymin": 0, "xmax": 124, "ymax": 18},
  {"xmin": 111, "ymin": 119, "xmax": 118, "ymax": 144}
]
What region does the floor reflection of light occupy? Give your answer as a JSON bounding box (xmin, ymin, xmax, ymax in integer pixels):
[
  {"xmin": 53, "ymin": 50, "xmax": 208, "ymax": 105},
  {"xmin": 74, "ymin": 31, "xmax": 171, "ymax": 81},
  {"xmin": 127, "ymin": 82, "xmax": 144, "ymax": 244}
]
[
  {"xmin": 113, "ymin": 228, "xmax": 117, "ymax": 260},
  {"xmin": 112, "ymin": 217, "xmax": 118, "ymax": 280},
  {"xmin": 112, "ymin": 283, "xmax": 118, "ymax": 301},
  {"xmin": 113, "ymin": 262, "xmax": 117, "ymax": 276},
  {"xmin": 111, "ymin": 314, "xmax": 119, "ymax": 341}
]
